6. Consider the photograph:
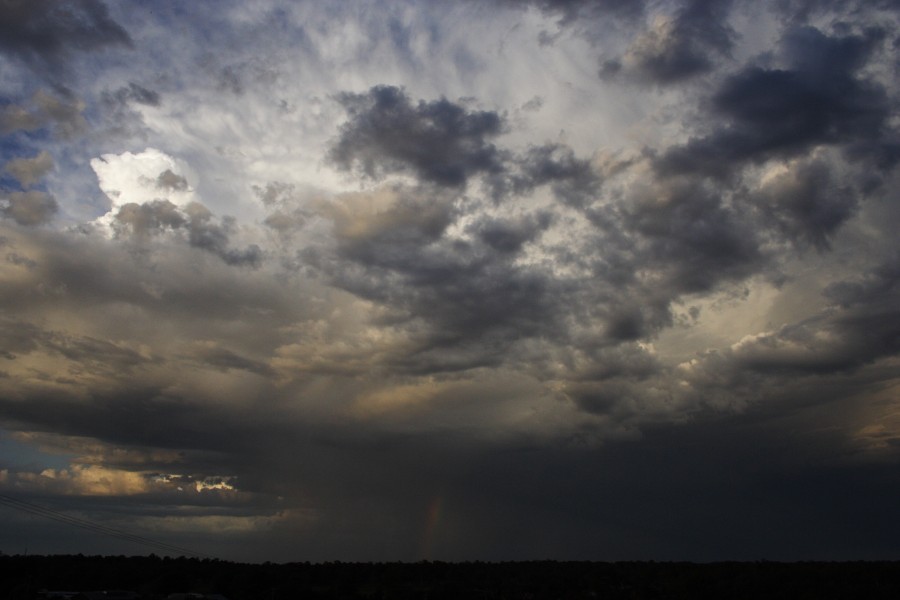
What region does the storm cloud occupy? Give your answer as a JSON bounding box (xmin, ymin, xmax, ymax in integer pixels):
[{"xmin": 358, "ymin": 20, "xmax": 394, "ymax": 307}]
[
  {"xmin": 330, "ymin": 86, "xmax": 507, "ymax": 187},
  {"xmin": 0, "ymin": 0, "xmax": 131, "ymax": 77},
  {"xmin": 0, "ymin": 0, "xmax": 898, "ymax": 563}
]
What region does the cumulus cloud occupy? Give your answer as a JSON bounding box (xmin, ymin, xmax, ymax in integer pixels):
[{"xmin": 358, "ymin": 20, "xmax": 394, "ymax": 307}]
[{"xmin": 91, "ymin": 148, "xmax": 195, "ymax": 214}]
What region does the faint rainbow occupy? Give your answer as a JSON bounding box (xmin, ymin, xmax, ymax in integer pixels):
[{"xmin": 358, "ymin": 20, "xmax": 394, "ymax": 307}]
[{"xmin": 419, "ymin": 494, "xmax": 443, "ymax": 560}]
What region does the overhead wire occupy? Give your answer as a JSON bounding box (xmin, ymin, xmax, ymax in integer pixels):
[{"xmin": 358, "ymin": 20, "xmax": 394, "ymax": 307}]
[{"xmin": 0, "ymin": 493, "xmax": 210, "ymax": 559}]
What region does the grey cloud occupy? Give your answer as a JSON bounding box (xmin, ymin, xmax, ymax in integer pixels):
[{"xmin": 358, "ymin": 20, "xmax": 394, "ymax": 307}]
[
  {"xmin": 0, "ymin": 317, "xmax": 148, "ymax": 373},
  {"xmin": 323, "ymin": 184, "xmax": 458, "ymax": 267},
  {"xmin": 521, "ymin": 96, "xmax": 543, "ymax": 112},
  {"xmin": 502, "ymin": 143, "xmax": 600, "ymax": 207},
  {"xmin": 263, "ymin": 210, "xmax": 307, "ymax": 235},
  {"xmin": 155, "ymin": 169, "xmax": 189, "ymax": 191},
  {"xmin": 218, "ymin": 65, "xmax": 244, "ymax": 95},
  {"xmin": 825, "ymin": 254, "xmax": 900, "ymax": 309},
  {"xmin": 308, "ymin": 158, "xmax": 761, "ymax": 379},
  {"xmin": 601, "ymin": 0, "xmax": 736, "ymax": 84},
  {"xmin": 303, "ymin": 185, "xmax": 562, "ymax": 373},
  {"xmin": 680, "ymin": 254, "xmax": 900, "ymax": 390},
  {"xmin": 0, "ymin": 318, "xmax": 42, "ymax": 358},
  {"xmin": 703, "ymin": 306, "xmax": 900, "ymax": 381},
  {"xmin": 98, "ymin": 84, "xmax": 159, "ymax": 140},
  {"xmin": 0, "ymin": 0, "xmax": 131, "ymax": 76},
  {"xmin": 5, "ymin": 252, "xmax": 37, "ymax": 270},
  {"xmin": 114, "ymin": 199, "xmax": 187, "ymax": 238},
  {"xmin": 183, "ymin": 204, "xmax": 263, "ymax": 268},
  {"xmin": 254, "ymin": 182, "xmax": 309, "ymax": 235},
  {"xmin": 109, "ymin": 82, "xmax": 162, "ymax": 107},
  {"xmin": 751, "ymin": 157, "xmax": 858, "ymax": 251},
  {"xmin": 509, "ymin": 0, "xmax": 646, "ymax": 24},
  {"xmin": 3, "ymin": 151, "xmax": 54, "ymax": 188},
  {"xmin": 638, "ymin": 207, "xmax": 761, "ymax": 295},
  {"xmin": 187, "ymin": 344, "xmax": 274, "ymax": 378},
  {"xmin": 3, "ymin": 225, "xmax": 287, "ymax": 324},
  {"xmin": 43, "ymin": 331, "xmax": 150, "ymax": 372},
  {"xmin": 611, "ymin": 176, "xmax": 763, "ymax": 295},
  {"xmin": 658, "ymin": 26, "xmax": 891, "ymax": 178},
  {"xmin": 252, "ymin": 181, "xmax": 295, "ymax": 207},
  {"xmin": 0, "ymin": 90, "xmax": 87, "ymax": 138},
  {"xmin": 114, "ymin": 200, "xmax": 262, "ymax": 267},
  {"xmin": 774, "ymin": 0, "xmax": 900, "ymax": 22},
  {"xmin": 1, "ymin": 190, "xmax": 59, "ymax": 226},
  {"xmin": 0, "ymin": 104, "xmax": 41, "ymax": 134},
  {"xmin": 513, "ymin": 0, "xmax": 735, "ymax": 85},
  {"xmin": 330, "ymin": 86, "xmax": 507, "ymax": 187},
  {"xmin": 0, "ymin": 386, "xmax": 234, "ymax": 458},
  {"xmin": 469, "ymin": 212, "xmax": 553, "ymax": 254}
]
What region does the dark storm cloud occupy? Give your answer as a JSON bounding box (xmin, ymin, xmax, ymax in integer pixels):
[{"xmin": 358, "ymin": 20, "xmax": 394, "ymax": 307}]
[
  {"xmin": 537, "ymin": 165, "xmax": 770, "ymax": 345},
  {"xmin": 0, "ymin": 0, "xmax": 132, "ymax": 75},
  {"xmin": 511, "ymin": 0, "xmax": 736, "ymax": 85},
  {"xmin": 658, "ymin": 26, "xmax": 892, "ymax": 177},
  {"xmin": 468, "ymin": 212, "xmax": 553, "ymax": 254},
  {"xmin": 2, "ymin": 0, "xmax": 900, "ymax": 563},
  {"xmin": 301, "ymin": 185, "xmax": 568, "ymax": 373},
  {"xmin": 600, "ymin": 0, "xmax": 737, "ymax": 84},
  {"xmin": 1, "ymin": 190, "xmax": 59, "ymax": 226},
  {"xmin": 751, "ymin": 157, "xmax": 858, "ymax": 251},
  {"xmin": 0, "ymin": 386, "xmax": 231, "ymax": 458},
  {"xmin": 311, "ymin": 151, "xmax": 762, "ymax": 375},
  {"xmin": 498, "ymin": 143, "xmax": 600, "ymax": 207},
  {"xmin": 619, "ymin": 178, "xmax": 763, "ymax": 294},
  {"xmin": 330, "ymin": 85, "xmax": 507, "ymax": 187}
]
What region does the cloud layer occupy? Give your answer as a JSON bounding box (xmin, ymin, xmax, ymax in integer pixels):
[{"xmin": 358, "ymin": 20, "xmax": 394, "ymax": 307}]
[{"xmin": 0, "ymin": 0, "xmax": 899, "ymax": 562}]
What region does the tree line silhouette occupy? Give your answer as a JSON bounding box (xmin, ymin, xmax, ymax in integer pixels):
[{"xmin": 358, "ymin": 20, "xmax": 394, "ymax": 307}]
[{"xmin": 2, "ymin": 554, "xmax": 900, "ymax": 599}]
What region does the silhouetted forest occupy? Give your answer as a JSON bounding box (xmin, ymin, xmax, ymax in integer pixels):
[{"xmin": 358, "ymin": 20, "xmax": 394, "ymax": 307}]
[{"xmin": 2, "ymin": 554, "xmax": 900, "ymax": 599}]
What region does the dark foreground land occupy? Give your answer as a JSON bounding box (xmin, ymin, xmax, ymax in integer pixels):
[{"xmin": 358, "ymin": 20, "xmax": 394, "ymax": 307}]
[{"xmin": 2, "ymin": 554, "xmax": 900, "ymax": 599}]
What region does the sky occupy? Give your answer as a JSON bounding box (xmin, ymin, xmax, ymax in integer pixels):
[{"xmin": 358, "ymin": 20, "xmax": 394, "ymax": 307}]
[{"xmin": 1, "ymin": 0, "xmax": 899, "ymax": 563}]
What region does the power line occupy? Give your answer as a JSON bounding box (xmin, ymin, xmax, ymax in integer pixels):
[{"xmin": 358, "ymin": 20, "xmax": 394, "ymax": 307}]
[{"xmin": 0, "ymin": 493, "xmax": 211, "ymax": 559}]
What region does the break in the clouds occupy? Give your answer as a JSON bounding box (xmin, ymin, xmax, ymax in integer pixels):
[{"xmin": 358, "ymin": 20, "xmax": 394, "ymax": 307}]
[{"xmin": 1, "ymin": 0, "xmax": 899, "ymax": 562}]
